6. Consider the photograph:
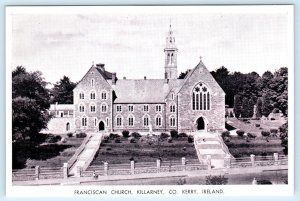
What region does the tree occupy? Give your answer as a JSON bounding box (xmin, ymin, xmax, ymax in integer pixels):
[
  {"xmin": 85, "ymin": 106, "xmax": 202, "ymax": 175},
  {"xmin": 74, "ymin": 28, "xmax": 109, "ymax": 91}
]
[
  {"xmin": 51, "ymin": 76, "xmax": 76, "ymax": 104},
  {"xmin": 241, "ymin": 97, "xmax": 249, "ymax": 118},
  {"xmin": 261, "ymin": 91, "xmax": 274, "ymax": 117},
  {"xmin": 255, "ymin": 97, "xmax": 263, "ymax": 118},
  {"xmin": 178, "ymin": 69, "xmax": 190, "ymax": 79},
  {"xmin": 12, "ymin": 66, "xmax": 51, "ymax": 141},
  {"xmin": 233, "ymin": 95, "xmax": 242, "ymax": 118},
  {"xmin": 279, "ymin": 122, "xmax": 288, "ymax": 155}
]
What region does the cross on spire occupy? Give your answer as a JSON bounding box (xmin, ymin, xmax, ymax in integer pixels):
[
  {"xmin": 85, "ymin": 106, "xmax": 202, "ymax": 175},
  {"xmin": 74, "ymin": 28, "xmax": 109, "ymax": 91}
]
[
  {"xmin": 200, "ymin": 56, "xmax": 203, "ymax": 61},
  {"xmin": 92, "ymin": 61, "xmax": 95, "ymax": 66}
]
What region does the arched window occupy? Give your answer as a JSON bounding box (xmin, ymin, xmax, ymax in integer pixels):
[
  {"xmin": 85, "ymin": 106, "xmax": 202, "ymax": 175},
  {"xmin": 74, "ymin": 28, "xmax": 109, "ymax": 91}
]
[
  {"xmin": 128, "ymin": 115, "xmax": 134, "ymax": 127},
  {"xmin": 90, "ymin": 103, "xmax": 96, "ymax": 113},
  {"xmin": 81, "ymin": 116, "xmax": 87, "ymax": 127},
  {"xmin": 90, "ymin": 91, "xmax": 96, "ymax": 99},
  {"xmin": 79, "ymin": 92, "xmax": 84, "ymax": 99},
  {"xmin": 79, "ymin": 104, "xmax": 85, "ymax": 112},
  {"xmin": 170, "ymin": 103, "xmax": 176, "ymax": 113},
  {"xmin": 155, "ymin": 115, "xmax": 162, "ymax": 127},
  {"xmin": 101, "ymin": 103, "xmax": 107, "ymax": 113},
  {"xmin": 66, "ymin": 122, "xmax": 70, "ymax": 131},
  {"xmin": 116, "ymin": 115, "xmax": 123, "ymax": 127},
  {"xmin": 94, "ymin": 118, "xmax": 97, "ymax": 126},
  {"xmin": 169, "ymin": 116, "xmax": 176, "ymax": 127},
  {"xmin": 101, "ymin": 91, "xmax": 107, "ymax": 100},
  {"xmin": 143, "ymin": 114, "xmax": 149, "ymax": 127},
  {"xmin": 192, "ymin": 82, "xmax": 211, "ymax": 111}
]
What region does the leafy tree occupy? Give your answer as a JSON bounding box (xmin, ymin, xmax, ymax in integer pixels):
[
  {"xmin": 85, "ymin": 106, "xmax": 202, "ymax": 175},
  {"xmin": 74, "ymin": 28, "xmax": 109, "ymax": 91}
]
[
  {"xmin": 178, "ymin": 69, "xmax": 190, "ymax": 79},
  {"xmin": 233, "ymin": 95, "xmax": 242, "ymax": 118},
  {"xmin": 279, "ymin": 122, "xmax": 288, "ymax": 155},
  {"xmin": 51, "ymin": 76, "xmax": 76, "ymax": 104},
  {"xmin": 12, "ymin": 66, "xmax": 51, "ymax": 141},
  {"xmin": 255, "ymin": 97, "xmax": 263, "ymax": 118},
  {"xmin": 241, "ymin": 97, "xmax": 249, "ymax": 118},
  {"xmin": 261, "ymin": 91, "xmax": 274, "ymax": 117}
]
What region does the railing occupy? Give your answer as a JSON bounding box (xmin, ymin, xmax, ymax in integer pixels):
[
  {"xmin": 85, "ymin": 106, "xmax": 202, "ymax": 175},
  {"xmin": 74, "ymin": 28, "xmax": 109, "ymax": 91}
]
[{"xmin": 12, "ymin": 166, "xmax": 64, "ymax": 181}]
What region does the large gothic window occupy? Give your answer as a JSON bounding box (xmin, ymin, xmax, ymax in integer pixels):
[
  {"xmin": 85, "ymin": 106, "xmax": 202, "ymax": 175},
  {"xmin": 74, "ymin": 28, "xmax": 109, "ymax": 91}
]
[{"xmin": 192, "ymin": 83, "xmax": 211, "ymax": 111}]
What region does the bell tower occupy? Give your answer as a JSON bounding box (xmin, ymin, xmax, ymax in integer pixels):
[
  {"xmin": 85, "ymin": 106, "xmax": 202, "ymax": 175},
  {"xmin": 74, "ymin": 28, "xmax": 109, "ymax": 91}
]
[{"xmin": 164, "ymin": 24, "xmax": 178, "ymax": 79}]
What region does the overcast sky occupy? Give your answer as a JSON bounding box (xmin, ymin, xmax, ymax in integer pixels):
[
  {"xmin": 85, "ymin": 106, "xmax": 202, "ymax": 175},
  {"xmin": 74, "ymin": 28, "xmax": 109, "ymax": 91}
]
[{"xmin": 8, "ymin": 6, "xmax": 293, "ymax": 84}]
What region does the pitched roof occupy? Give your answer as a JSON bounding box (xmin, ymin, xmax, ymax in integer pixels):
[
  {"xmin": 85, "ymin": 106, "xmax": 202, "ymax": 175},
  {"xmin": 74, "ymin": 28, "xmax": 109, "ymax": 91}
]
[
  {"xmin": 95, "ymin": 67, "xmax": 113, "ymax": 80},
  {"xmin": 113, "ymin": 79, "xmax": 184, "ymax": 103}
]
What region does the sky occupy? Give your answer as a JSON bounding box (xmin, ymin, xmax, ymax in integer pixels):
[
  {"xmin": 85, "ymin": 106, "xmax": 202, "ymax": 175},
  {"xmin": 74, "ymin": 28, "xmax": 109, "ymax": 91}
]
[{"xmin": 8, "ymin": 6, "xmax": 293, "ymax": 85}]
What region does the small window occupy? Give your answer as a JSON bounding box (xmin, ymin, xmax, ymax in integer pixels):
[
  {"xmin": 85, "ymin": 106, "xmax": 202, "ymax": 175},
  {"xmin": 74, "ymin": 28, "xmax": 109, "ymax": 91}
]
[
  {"xmin": 66, "ymin": 122, "xmax": 70, "ymax": 131},
  {"xmin": 94, "ymin": 118, "xmax": 97, "ymax": 126},
  {"xmin": 101, "ymin": 103, "xmax": 107, "ymax": 113},
  {"xmin": 91, "ymin": 79, "xmax": 94, "ymax": 87},
  {"xmin": 128, "ymin": 116, "xmax": 134, "ymax": 126},
  {"xmin": 156, "ymin": 105, "xmax": 162, "ymax": 112},
  {"xmin": 90, "ymin": 105, "xmax": 96, "ymax": 112},
  {"xmin": 170, "ymin": 117, "xmax": 176, "ymax": 127},
  {"xmin": 170, "ymin": 104, "xmax": 176, "ymax": 113},
  {"xmin": 155, "ymin": 116, "xmax": 162, "ymax": 127},
  {"xmin": 79, "ymin": 105, "xmax": 85, "ymax": 112},
  {"xmin": 128, "ymin": 105, "xmax": 134, "ymax": 112},
  {"xmin": 117, "ymin": 105, "xmax": 122, "ymax": 112},
  {"xmin": 90, "ymin": 92, "xmax": 96, "ymax": 99},
  {"xmin": 106, "ymin": 118, "xmax": 109, "ymax": 127},
  {"xmin": 101, "ymin": 92, "xmax": 107, "ymax": 100},
  {"xmin": 143, "ymin": 115, "xmax": 149, "ymax": 126},
  {"xmin": 79, "ymin": 92, "xmax": 84, "ymax": 99},
  {"xmin": 116, "ymin": 117, "xmax": 122, "ymax": 126},
  {"xmin": 82, "ymin": 117, "xmax": 87, "ymax": 127},
  {"xmin": 143, "ymin": 105, "xmax": 149, "ymax": 112}
]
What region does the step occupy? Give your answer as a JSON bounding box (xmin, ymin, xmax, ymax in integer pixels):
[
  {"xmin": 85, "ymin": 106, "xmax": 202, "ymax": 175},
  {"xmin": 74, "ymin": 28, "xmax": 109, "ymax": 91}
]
[
  {"xmin": 197, "ymin": 144, "xmax": 222, "ymax": 149},
  {"xmin": 200, "ymin": 154, "xmax": 227, "ymax": 160}
]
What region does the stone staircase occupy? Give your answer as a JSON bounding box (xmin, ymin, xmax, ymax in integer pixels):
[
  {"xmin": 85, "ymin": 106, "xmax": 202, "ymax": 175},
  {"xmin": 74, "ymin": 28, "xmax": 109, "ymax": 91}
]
[
  {"xmin": 194, "ymin": 131, "xmax": 231, "ymax": 169},
  {"xmin": 69, "ymin": 133, "xmax": 103, "ymax": 177}
]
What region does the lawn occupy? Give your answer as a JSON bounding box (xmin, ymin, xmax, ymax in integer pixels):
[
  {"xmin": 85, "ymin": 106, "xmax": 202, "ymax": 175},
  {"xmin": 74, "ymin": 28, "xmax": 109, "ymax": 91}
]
[
  {"xmin": 13, "ymin": 134, "xmax": 85, "ymax": 169},
  {"xmin": 90, "ymin": 136, "xmax": 198, "ymax": 165},
  {"xmin": 225, "ymin": 136, "xmax": 284, "ymax": 158},
  {"xmin": 226, "ymin": 118, "xmax": 286, "ymax": 137}
]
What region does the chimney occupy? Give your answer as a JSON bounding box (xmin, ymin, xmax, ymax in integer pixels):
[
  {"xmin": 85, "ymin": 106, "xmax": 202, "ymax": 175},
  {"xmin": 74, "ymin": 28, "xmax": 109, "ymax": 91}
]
[
  {"xmin": 123, "ymin": 76, "xmax": 126, "ymax": 80},
  {"xmin": 144, "ymin": 76, "xmax": 147, "ymax": 80},
  {"xmin": 112, "ymin": 73, "xmax": 117, "ymax": 85}
]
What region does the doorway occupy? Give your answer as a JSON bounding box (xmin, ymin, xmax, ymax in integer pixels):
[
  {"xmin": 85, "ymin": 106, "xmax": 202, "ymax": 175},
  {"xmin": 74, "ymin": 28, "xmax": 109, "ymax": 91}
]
[
  {"xmin": 196, "ymin": 117, "xmax": 205, "ymax": 130},
  {"xmin": 99, "ymin": 121, "xmax": 105, "ymax": 131}
]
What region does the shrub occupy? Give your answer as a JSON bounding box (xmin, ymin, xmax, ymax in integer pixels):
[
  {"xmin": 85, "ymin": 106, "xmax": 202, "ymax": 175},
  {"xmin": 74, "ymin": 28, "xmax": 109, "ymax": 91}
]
[
  {"xmin": 178, "ymin": 133, "xmax": 188, "ymax": 138},
  {"xmin": 257, "ymin": 179, "xmax": 272, "ymax": 185},
  {"xmin": 131, "ymin": 132, "xmax": 141, "ymax": 139},
  {"xmin": 128, "ymin": 137, "xmax": 136, "ymax": 143},
  {"xmin": 67, "ymin": 133, "xmax": 73, "ymax": 137},
  {"xmin": 255, "ymin": 124, "xmax": 260, "ymax": 127},
  {"xmin": 160, "ymin": 132, "xmax": 169, "ymax": 139},
  {"xmin": 247, "ymin": 133, "xmax": 257, "ymax": 139},
  {"xmin": 221, "ymin": 131, "xmax": 230, "ymax": 139},
  {"xmin": 236, "ymin": 130, "xmax": 245, "ymax": 137},
  {"xmin": 273, "ymin": 108, "xmax": 280, "ymax": 113},
  {"xmin": 261, "ymin": 131, "xmax": 271, "ymax": 138},
  {"xmin": 205, "ymin": 175, "xmax": 228, "ymax": 185},
  {"xmin": 177, "ymin": 178, "xmax": 186, "ymax": 185},
  {"xmin": 170, "ymin": 130, "xmax": 178, "ymax": 138},
  {"xmin": 270, "ymin": 118, "xmax": 275, "ymax": 120},
  {"xmin": 109, "ymin": 133, "xmax": 119, "ymax": 139},
  {"xmin": 45, "ymin": 135, "xmax": 62, "ymax": 143},
  {"xmin": 270, "ymin": 129, "xmax": 278, "ymax": 134},
  {"xmin": 103, "ymin": 135, "xmax": 109, "ymax": 143},
  {"xmin": 229, "ymin": 111, "xmax": 234, "ymax": 117},
  {"xmin": 224, "ymin": 137, "xmax": 231, "ymax": 143},
  {"xmin": 114, "ymin": 138, "xmax": 121, "ymax": 143},
  {"xmin": 187, "ymin": 135, "xmax": 194, "ymax": 143},
  {"xmin": 122, "ymin": 130, "xmax": 130, "ymax": 138},
  {"xmin": 76, "ymin": 132, "xmax": 87, "ymax": 138},
  {"xmin": 167, "ymin": 137, "xmax": 173, "ymax": 143}
]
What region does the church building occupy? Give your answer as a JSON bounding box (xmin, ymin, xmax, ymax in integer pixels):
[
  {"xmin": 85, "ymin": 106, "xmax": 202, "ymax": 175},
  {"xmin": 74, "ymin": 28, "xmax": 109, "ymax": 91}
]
[{"xmin": 46, "ymin": 25, "xmax": 225, "ymax": 134}]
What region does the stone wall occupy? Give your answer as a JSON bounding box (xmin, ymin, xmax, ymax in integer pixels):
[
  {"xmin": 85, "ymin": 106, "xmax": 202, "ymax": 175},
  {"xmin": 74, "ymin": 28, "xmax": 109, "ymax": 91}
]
[{"xmin": 42, "ymin": 117, "xmax": 74, "ymax": 134}]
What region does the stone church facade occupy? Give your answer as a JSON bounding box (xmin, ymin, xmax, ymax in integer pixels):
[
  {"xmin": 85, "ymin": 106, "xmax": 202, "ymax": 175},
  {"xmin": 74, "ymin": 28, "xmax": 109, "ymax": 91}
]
[{"xmin": 46, "ymin": 25, "xmax": 225, "ymax": 134}]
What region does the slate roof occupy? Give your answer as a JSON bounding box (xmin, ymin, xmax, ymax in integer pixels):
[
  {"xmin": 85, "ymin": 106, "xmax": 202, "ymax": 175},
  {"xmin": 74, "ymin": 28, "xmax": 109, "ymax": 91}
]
[
  {"xmin": 112, "ymin": 79, "xmax": 184, "ymax": 103},
  {"xmin": 95, "ymin": 67, "xmax": 113, "ymax": 80}
]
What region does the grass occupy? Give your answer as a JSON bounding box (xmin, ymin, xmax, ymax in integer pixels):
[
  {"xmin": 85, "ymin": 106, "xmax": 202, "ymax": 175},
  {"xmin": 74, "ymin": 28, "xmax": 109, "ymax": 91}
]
[
  {"xmin": 90, "ymin": 136, "xmax": 198, "ymax": 165},
  {"xmin": 227, "ymin": 118, "xmax": 286, "ymax": 137},
  {"xmin": 225, "ymin": 136, "xmax": 284, "ymax": 158},
  {"xmin": 13, "ymin": 134, "xmax": 85, "ymax": 169}
]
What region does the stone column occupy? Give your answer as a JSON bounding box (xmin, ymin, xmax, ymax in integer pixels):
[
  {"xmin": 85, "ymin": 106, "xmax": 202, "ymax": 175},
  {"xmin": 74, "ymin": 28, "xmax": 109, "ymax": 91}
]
[
  {"xmin": 274, "ymin": 153, "xmax": 279, "ymax": 165},
  {"xmin": 130, "ymin": 160, "xmax": 135, "ymax": 175},
  {"xmin": 182, "ymin": 157, "xmax": 186, "ymax": 171},
  {"xmin": 35, "ymin": 166, "xmax": 40, "ymax": 180},
  {"xmin": 206, "ymin": 155, "xmax": 211, "ymax": 170},
  {"xmin": 77, "ymin": 166, "xmax": 82, "ymax": 177},
  {"xmin": 104, "ymin": 162, "xmax": 108, "ymax": 176},
  {"xmin": 156, "ymin": 159, "xmax": 161, "ymax": 173},
  {"xmin": 250, "ymin": 154, "xmax": 255, "ymax": 167},
  {"xmin": 63, "ymin": 163, "xmax": 68, "ymax": 179},
  {"xmin": 224, "ymin": 155, "xmax": 231, "ymax": 168}
]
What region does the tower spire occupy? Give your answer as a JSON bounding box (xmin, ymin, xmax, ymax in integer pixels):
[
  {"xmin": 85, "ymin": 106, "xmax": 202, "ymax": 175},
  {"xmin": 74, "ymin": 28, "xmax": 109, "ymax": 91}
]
[{"xmin": 164, "ymin": 23, "xmax": 178, "ymax": 79}]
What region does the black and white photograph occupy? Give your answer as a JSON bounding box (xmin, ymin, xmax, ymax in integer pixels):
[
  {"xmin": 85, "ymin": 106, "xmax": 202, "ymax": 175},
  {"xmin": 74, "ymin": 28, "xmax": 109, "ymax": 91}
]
[{"xmin": 6, "ymin": 5, "xmax": 294, "ymax": 196}]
